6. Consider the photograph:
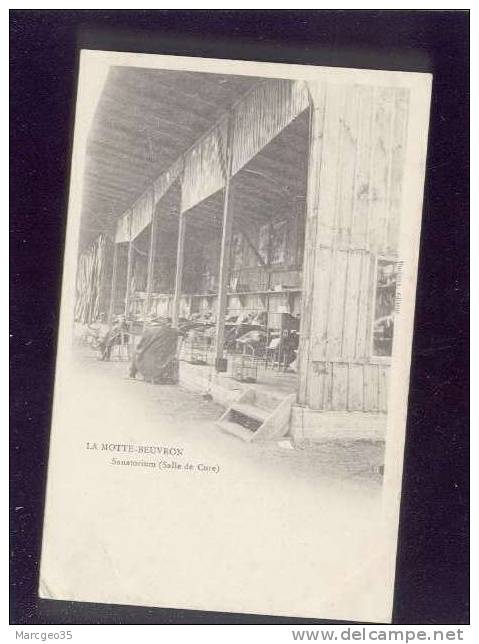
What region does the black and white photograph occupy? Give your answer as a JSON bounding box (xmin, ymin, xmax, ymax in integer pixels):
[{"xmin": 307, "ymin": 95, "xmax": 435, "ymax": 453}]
[
  {"xmin": 9, "ymin": 7, "xmax": 473, "ymax": 633},
  {"xmin": 32, "ymin": 49, "xmax": 433, "ymax": 624}
]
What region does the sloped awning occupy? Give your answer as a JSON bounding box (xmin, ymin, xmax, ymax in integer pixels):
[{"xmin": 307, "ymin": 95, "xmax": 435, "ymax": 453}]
[{"xmin": 81, "ymin": 66, "xmax": 263, "ymax": 248}]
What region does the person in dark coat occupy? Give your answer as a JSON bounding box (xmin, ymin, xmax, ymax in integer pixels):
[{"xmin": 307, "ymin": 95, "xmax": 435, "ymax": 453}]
[{"xmin": 129, "ymin": 318, "xmax": 179, "ymax": 383}]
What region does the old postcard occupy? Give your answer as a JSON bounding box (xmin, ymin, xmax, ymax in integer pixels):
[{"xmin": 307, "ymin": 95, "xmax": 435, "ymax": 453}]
[{"xmin": 39, "ymin": 49, "xmax": 432, "ymax": 623}]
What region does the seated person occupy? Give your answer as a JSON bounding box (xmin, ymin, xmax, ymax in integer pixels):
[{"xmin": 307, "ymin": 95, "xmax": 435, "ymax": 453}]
[
  {"xmin": 98, "ymin": 315, "xmax": 129, "ymax": 361},
  {"xmin": 129, "ymin": 317, "xmax": 180, "ymax": 383}
]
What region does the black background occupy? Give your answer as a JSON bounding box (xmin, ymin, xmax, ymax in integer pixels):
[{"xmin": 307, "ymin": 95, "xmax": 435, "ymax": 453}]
[{"xmin": 10, "ymin": 10, "xmax": 469, "ymax": 625}]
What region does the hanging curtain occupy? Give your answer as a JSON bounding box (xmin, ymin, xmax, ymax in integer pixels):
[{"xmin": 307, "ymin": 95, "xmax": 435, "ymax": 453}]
[{"xmin": 74, "ymin": 234, "xmax": 111, "ymax": 324}]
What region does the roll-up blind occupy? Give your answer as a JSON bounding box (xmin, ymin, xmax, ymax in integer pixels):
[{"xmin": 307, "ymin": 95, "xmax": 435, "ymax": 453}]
[
  {"xmin": 153, "ymin": 157, "xmax": 183, "ymax": 205},
  {"xmin": 231, "ymin": 79, "xmax": 309, "ymax": 175},
  {"xmin": 115, "ymin": 209, "xmax": 131, "ymax": 244},
  {"xmin": 181, "ymin": 118, "xmax": 228, "ymax": 213},
  {"xmin": 130, "ymin": 189, "xmax": 153, "ymax": 241}
]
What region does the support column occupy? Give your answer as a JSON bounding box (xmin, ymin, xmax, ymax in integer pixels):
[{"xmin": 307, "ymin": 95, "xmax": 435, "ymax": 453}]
[
  {"xmin": 297, "ymin": 86, "xmax": 327, "ymax": 404},
  {"xmin": 108, "ymin": 242, "xmax": 119, "ymax": 324},
  {"xmin": 214, "ymin": 116, "xmax": 235, "ymax": 371},
  {"xmin": 124, "ymin": 238, "xmax": 134, "ymax": 318},
  {"xmin": 172, "ymin": 211, "xmax": 186, "ymax": 328},
  {"xmin": 145, "ymin": 191, "xmax": 158, "ymax": 317}
]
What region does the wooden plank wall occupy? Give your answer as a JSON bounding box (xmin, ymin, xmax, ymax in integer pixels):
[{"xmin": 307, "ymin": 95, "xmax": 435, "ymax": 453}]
[{"xmin": 298, "ymin": 82, "xmax": 409, "ymax": 412}]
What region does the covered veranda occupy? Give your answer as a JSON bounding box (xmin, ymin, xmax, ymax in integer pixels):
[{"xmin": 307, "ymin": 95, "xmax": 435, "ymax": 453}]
[{"xmin": 76, "ymin": 65, "xmax": 407, "ymax": 443}]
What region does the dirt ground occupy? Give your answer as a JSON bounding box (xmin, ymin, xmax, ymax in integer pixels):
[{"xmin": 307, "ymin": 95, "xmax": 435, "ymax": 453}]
[
  {"xmin": 75, "ymin": 348, "xmax": 385, "ymax": 489},
  {"xmin": 40, "ymin": 345, "xmax": 392, "ymax": 622}
]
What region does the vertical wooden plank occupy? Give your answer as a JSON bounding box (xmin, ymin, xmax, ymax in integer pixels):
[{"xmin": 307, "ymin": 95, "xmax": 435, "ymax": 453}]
[
  {"xmin": 341, "ymin": 250, "xmax": 363, "ymax": 358},
  {"xmin": 332, "ymin": 362, "xmax": 348, "ymax": 411},
  {"xmin": 297, "ymin": 85, "xmax": 326, "ymax": 404},
  {"xmin": 338, "ymin": 85, "xmax": 360, "ymax": 247},
  {"xmin": 364, "ymin": 88, "xmax": 377, "ymax": 259},
  {"xmin": 311, "ymin": 361, "xmax": 333, "ymax": 411},
  {"xmin": 309, "ymin": 85, "xmax": 347, "ymax": 364},
  {"xmin": 325, "ymin": 249, "xmax": 349, "ymax": 359},
  {"xmin": 344, "ymin": 87, "xmax": 373, "ymax": 363},
  {"xmin": 321, "ymin": 362, "xmax": 333, "ymax": 411},
  {"xmin": 364, "ymin": 363, "xmax": 380, "ymax": 412},
  {"xmin": 305, "ymin": 362, "xmax": 316, "ymax": 410},
  {"xmin": 308, "ymin": 247, "xmax": 331, "ymax": 364},
  {"xmin": 354, "ymin": 250, "xmax": 374, "ymax": 358},
  {"xmin": 172, "ymin": 211, "xmax": 186, "ymax": 328},
  {"xmin": 348, "ymin": 363, "xmax": 364, "ymax": 411},
  {"xmin": 108, "ymin": 242, "xmax": 119, "ymax": 324},
  {"xmin": 387, "ymin": 88, "xmax": 409, "ymax": 255},
  {"xmin": 214, "ymin": 115, "xmax": 235, "ymax": 368},
  {"xmin": 337, "ymin": 87, "xmax": 362, "ymax": 364},
  {"xmin": 383, "ymin": 89, "xmax": 397, "ymax": 253},
  {"xmin": 365, "ymin": 252, "xmax": 378, "ymax": 359},
  {"xmin": 378, "ymin": 365, "xmax": 389, "ymax": 413},
  {"xmin": 369, "ymin": 88, "xmax": 394, "ymax": 254},
  {"xmin": 351, "ymin": 86, "xmax": 374, "ymax": 248}
]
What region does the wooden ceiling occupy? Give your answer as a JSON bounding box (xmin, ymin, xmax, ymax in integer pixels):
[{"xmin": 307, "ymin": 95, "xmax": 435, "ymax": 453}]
[
  {"xmin": 81, "ymin": 66, "xmax": 262, "ymax": 247},
  {"xmin": 81, "ymin": 66, "xmax": 309, "ymax": 249}
]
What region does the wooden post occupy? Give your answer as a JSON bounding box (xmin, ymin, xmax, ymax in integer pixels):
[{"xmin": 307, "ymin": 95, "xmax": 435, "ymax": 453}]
[
  {"xmin": 108, "ymin": 242, "xmax": 119, "ymax": 324},
  {"xmin": 297, "ymin": 86, "xmax": 327, "ymax": 404},
  {"xmin": 172, "ymin": 211, "xmax": 186, "ymax": 328},
  {"xmin": 145, "ymin": 191, "xmax": 158, "ymax": 317},
  {"xmin": 124, "ymin": 222, "xmax": 134, "ymax": 318},
  {"xmin": 214, "ymin": 116, "xmax": 235, "ymax": 371}
]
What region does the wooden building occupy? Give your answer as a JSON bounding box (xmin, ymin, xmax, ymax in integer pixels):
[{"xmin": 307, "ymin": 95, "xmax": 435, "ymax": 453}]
[{"xmin": 76, "ymin": 67, "xmax": 408, "ymax": 443}]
